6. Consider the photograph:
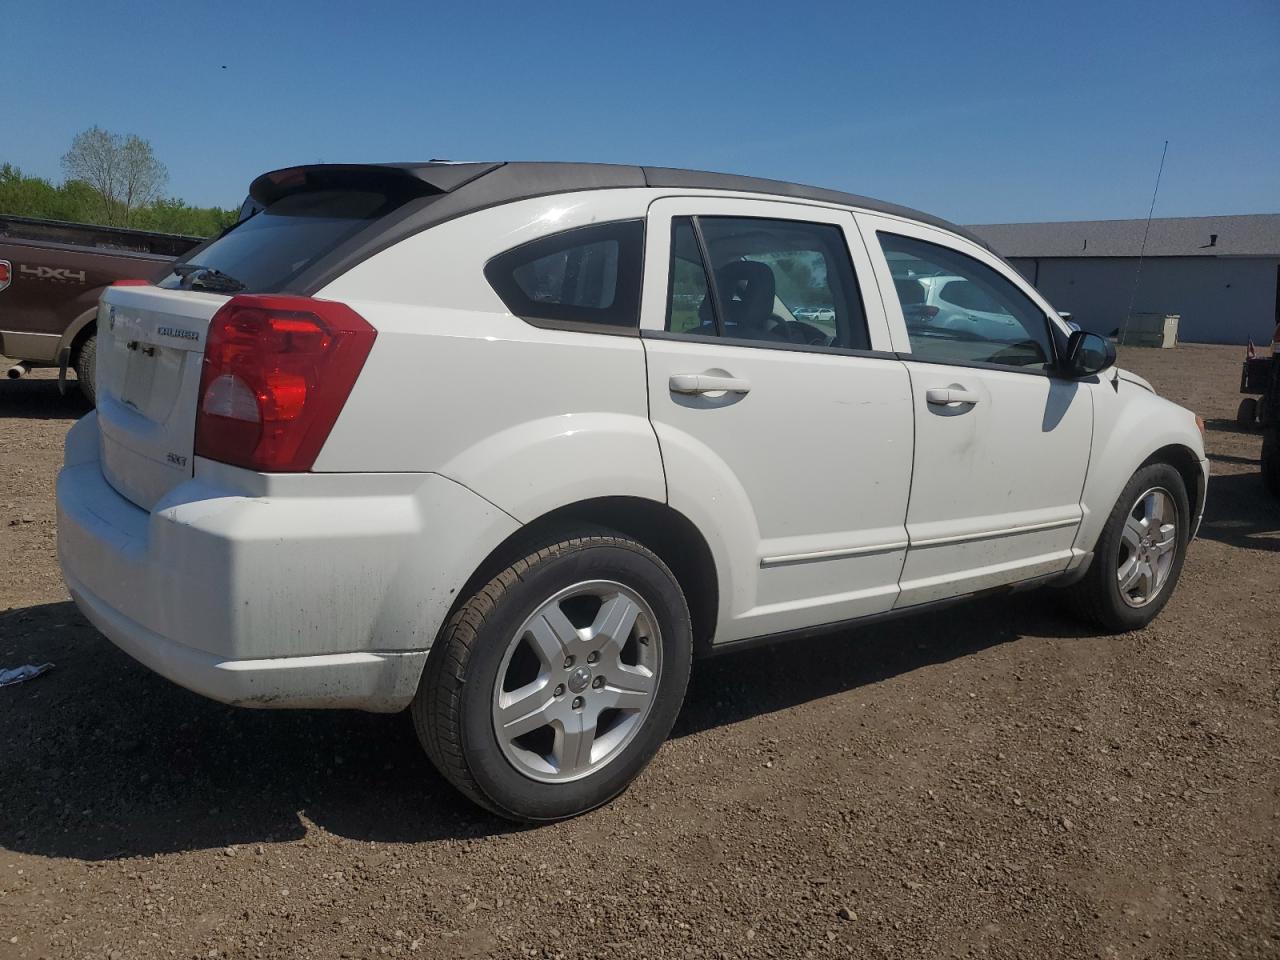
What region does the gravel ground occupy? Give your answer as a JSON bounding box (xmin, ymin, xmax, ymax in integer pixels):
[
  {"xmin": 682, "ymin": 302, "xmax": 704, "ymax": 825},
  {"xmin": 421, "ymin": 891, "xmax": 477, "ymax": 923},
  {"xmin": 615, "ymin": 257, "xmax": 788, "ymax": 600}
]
[{"xmin": 0, "ymin": 345, "xmax": 1277, "ymax": 960}]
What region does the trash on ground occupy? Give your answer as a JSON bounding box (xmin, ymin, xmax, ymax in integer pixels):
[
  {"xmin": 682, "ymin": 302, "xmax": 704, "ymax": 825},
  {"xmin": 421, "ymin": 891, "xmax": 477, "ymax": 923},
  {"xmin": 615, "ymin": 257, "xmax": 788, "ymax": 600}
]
[{"xmin": 0, "ymin": 663, "xmax": 54, "ymax": 688}]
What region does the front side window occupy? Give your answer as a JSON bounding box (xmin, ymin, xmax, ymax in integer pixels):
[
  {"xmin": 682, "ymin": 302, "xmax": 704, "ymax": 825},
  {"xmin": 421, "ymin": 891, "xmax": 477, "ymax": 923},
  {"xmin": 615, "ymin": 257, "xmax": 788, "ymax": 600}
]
[
  {"xmin": 664, "ymin": 216, "xmax": 870, "ymax": 351},
  {"xmin": 486, "ymin": 220, "xmax": 644, "ymax": 329},
  {"xmin": 879, "ymin": 233, "xmax": 1054, "ymax": 370}
]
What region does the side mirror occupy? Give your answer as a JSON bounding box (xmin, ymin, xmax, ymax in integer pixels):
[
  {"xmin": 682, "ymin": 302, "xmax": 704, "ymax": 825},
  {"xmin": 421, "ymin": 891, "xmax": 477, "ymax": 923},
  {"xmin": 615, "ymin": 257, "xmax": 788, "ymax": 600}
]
[{"xmin": 1064, "ymin": 330, "xmax": 1115, "ymax": 378}]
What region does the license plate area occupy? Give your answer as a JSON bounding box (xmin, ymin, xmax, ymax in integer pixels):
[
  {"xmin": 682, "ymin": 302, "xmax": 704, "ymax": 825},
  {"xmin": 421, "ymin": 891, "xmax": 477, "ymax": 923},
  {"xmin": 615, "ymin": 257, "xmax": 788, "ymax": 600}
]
[{"xmin": 119, "ymin": 339, "xmax": 187, "ymax": 423}]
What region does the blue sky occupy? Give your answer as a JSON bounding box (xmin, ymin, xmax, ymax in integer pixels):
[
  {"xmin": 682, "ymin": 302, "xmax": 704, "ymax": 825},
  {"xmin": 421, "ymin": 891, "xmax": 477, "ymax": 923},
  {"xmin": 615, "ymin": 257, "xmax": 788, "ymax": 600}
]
[{"xmin": 5, "ymin": 0, "xmax": 1277, "ymax": 224}]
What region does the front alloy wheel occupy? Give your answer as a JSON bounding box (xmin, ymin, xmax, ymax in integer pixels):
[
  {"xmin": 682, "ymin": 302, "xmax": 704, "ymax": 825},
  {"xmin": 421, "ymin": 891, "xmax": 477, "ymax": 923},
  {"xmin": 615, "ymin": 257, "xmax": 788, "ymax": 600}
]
[
  {"xmin": 1116, "ymin": 487, "xmax": 1179, "ymax": 608},
  {"xmin": 1065, "ymin": 462, "xmax": 1190, "ymax": 632}
]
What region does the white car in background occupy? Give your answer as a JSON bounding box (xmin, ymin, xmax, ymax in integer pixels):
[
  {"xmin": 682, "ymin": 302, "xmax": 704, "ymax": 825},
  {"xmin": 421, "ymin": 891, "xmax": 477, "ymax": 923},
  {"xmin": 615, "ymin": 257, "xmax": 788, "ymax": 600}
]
[
  {"xmin": 56, "ymin": 162, "xmax": 1208, "ymax": 821},
  {"xmin": 919, "ymin": 273, "xmax": 1024, "ymax": 337}
]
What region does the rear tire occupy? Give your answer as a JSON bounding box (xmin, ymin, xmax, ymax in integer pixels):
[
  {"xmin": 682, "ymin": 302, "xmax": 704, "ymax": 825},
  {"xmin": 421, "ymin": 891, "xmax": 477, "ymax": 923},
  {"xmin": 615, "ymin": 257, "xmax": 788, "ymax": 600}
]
[
  {"xmin": 412, "ymin": 532, "xmax": 692, "ymax": 822},
  {"xmin": 1064, "ymin": 462, "xmax": 1190, "ymax": 632},
  {"xmin": 73, "ymin": 334, "xmax": 97, "ymax": 406},
  {"xmin": 1236, "ymin": 397, "xmax": 1258, "ymax": 426},
  {"xmin": 1262, "ymin": 428, "xmax": 1280, "ymax": 498}
]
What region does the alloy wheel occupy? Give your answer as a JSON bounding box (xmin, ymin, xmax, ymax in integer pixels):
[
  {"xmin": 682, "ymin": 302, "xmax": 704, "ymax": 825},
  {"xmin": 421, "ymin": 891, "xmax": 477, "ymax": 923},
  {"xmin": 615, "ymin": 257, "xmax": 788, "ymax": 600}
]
[
  {"xmin": 491, "ymin": 580, "xmax": 662, "ymax": 783},
  {"xmin": 1117, "ymin": 486, "xmax": 1179, "ymax": 608}
]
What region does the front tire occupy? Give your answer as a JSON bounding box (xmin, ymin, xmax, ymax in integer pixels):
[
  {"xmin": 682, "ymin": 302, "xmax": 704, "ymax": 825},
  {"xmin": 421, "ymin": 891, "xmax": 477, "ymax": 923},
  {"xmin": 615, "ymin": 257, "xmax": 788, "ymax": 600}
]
[
  {"xmin": 1236, "ymin": 396, "xmax": 1258, "ymax": 426},
  {"xmin": 1065, "ymin": 462, "xmax": 1190, "ymax": 632},
  {"xmin": 412, "ymin": 533, "xmax": 692, "ymax": 821}
]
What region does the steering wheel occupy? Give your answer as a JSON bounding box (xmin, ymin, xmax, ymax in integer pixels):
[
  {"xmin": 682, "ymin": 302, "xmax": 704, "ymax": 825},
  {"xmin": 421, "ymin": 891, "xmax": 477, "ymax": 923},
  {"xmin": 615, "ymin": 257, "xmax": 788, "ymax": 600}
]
[{"xmin": 771, "ymin": 318, "xmax": 833, "ymax": 347}]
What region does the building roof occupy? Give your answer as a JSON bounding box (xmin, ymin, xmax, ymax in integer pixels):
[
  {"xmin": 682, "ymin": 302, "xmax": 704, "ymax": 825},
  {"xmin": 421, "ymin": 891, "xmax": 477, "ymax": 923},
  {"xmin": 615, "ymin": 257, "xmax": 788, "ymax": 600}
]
[{"xmin": 967, "ymin": 213, "xmax": 1280, "ymax": 259}]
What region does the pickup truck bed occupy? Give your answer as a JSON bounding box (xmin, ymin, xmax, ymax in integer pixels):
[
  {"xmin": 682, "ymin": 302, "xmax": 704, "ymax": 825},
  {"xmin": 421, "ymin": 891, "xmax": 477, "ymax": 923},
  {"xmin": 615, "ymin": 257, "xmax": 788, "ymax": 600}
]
[{"xmin": 0, "ymin": 215, "xmax": 202, "ymax": 401}]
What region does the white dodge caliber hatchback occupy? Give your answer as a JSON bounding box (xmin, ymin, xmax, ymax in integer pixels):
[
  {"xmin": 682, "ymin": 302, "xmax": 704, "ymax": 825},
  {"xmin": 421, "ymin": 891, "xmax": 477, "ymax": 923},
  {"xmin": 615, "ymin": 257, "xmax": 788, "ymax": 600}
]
[{"xmin": 56, "ymin": 162, "xmax": 1208, "ymax": 820}]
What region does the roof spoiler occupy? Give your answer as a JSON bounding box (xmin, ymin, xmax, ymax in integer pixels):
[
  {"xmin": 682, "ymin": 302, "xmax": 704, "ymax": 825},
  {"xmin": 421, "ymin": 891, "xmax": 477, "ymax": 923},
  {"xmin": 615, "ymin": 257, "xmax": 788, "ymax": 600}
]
[{"xmin": 248, "ymin": 162, "xmax": 503, "ymax": 208}]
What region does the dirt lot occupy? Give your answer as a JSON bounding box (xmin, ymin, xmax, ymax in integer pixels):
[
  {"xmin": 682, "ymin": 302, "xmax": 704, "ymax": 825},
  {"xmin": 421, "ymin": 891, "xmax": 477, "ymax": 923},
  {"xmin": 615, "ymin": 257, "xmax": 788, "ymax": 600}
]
[{"xmin": 1, "ymin": 346, "xmax": 1276, "ymax": 960}]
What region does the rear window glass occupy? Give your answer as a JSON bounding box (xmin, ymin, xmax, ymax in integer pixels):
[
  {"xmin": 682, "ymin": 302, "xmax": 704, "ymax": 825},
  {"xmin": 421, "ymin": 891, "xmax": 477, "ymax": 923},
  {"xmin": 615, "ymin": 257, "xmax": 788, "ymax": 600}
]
[
  {"xmin": 939, "ymin": 278, "xmax": 1003, "ymax": 313},
  {"xmin": 485, "ymin": 220, "xmax": 645, "ymax": 329},
  {"xmin": 158, "ymin": 189, "xmax": 399, "ymax": 293}
]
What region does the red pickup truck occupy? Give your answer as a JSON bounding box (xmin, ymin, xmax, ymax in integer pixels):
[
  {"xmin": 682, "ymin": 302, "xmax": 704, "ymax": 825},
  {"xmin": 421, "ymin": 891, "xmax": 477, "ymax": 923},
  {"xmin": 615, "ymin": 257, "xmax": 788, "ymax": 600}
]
[{"xmin": 0, "ymin": 215, "xmax": 202, "ymax": 402}]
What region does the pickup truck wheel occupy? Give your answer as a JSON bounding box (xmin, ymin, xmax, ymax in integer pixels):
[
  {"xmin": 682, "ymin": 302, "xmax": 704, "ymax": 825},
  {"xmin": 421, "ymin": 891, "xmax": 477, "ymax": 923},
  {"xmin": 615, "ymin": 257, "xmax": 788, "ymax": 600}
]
[
  {"xmin": 412, "ymin": 533, "xmax": 692, "ymax": 822},
  {"xmin": 73, "ymin": 335, "xmax": 97, "ymax": 406},
  {"xmin": 1262, "ymin": 428, "xmax": 1280, "ymax": 497},
  {"xmin": 1236, "ymin": 397, "xmax": 1258, "ymax": 426},
  {"xmin": 1064, "ymin": 462, "xmax": 1189, "ymax": 632}
]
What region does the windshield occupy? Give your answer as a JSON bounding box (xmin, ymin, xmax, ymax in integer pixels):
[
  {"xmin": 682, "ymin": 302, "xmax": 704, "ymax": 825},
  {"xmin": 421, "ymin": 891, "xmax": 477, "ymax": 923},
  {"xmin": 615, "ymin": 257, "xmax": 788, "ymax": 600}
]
[{"xmin": 159, "ymin": 189, "xmax": 397, "ymax": 293}]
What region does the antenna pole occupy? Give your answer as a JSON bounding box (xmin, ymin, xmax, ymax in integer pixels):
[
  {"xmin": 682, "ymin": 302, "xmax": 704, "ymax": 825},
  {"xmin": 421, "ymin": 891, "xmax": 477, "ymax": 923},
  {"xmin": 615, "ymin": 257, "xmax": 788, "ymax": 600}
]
[{"xmin": 1121, "ymin": 140, "xmax": 1169, "ymax": 344}]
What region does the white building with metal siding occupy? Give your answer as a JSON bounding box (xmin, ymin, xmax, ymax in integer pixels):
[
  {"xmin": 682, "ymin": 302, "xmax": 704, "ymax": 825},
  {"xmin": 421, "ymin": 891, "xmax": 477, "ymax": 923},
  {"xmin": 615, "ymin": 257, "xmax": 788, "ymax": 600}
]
[{"xmin": 968, "ymin": 214, "xmax": 1280, "ymax": 345}]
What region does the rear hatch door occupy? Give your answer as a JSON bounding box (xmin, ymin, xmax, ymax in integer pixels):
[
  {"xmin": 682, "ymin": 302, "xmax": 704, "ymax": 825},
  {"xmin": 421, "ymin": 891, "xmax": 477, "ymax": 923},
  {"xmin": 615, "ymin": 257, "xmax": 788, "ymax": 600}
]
[
  {"xmin": 95, "ymin": 286, "xmax": 228, "ymax": 510},
  {"xmin": 91, "ymin": 162, "xmax": 498, "ymax": 509}
]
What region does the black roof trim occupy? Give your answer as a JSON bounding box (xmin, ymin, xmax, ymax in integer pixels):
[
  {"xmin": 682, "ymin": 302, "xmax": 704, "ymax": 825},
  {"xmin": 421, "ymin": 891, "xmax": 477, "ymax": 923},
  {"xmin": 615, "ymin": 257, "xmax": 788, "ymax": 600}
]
[
  {"xmin": 248, "ymin": 162, "xmax": 502, "ymax": 207},
  {"xmin": 275, "ymin": 161, "xmax": 992, "ymax": 295},
  {"xmin": 637, "ymin": 165, "xmax": 985, "ymax": 246}
]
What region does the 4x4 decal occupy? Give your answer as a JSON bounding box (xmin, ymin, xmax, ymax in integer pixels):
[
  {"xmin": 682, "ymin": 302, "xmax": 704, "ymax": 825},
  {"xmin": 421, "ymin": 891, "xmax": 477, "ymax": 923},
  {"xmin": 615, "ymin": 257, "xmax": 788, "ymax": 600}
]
[{"xmin": 20, "ymin": 264, "xmax": 87, "ymax": 284}]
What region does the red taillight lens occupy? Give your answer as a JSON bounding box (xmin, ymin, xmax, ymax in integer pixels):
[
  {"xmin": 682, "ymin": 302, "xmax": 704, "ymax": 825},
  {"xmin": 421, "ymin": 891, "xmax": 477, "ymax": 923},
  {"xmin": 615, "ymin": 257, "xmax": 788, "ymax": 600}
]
[
  {"xmin": 111, "ymin": 278, "xmax": 151, "ymax": 286},
  {"xmin": 195, "ymin": 295, "xmax": 376, "ymax": 471}
]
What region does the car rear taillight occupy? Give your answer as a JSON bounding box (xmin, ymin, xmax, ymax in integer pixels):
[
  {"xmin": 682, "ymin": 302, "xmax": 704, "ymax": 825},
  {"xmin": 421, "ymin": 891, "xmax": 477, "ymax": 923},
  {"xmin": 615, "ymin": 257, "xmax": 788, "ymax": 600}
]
[
  {"xmin": 111, "ymin": 278, "xmax": 151, "ymax": 286},
  {"xmin": 195, "ymin": 295, "xmax": 376, "ymax": 471}
]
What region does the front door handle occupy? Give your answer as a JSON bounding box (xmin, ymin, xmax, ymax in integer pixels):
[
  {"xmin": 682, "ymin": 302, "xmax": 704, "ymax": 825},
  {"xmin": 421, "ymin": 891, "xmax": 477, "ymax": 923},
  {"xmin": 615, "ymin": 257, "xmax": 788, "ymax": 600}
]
[
  {"xmin": 669, "ymin": 373, "xmax": 751, "ymax": 395},
  {"xmin": 925, "ymin": 386, "xmax": 980, "ymax": 405}
]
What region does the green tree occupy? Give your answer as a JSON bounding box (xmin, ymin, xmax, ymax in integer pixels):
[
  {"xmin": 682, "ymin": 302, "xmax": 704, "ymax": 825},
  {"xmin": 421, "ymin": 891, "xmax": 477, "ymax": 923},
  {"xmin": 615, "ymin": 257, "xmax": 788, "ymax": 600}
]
[
  {"xmin": 61, "ymin": 126, "xmax": 169, "ymax": 227},
  {"xmin": 0, "ymin": 161, "xmax": 235, "ymax": 237},
  {"xmin": 131, "ymin": 197, "xmax": 237, "ymax": 236},
  {"xmin": 0, "ymin": 163, "xmax": 65, "ymax": 220}
]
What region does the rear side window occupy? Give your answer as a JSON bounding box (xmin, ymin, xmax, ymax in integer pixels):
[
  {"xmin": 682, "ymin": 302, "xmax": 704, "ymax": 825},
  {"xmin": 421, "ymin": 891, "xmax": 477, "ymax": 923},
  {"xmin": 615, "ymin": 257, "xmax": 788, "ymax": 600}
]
[
  {"xmin": 486, "ymin": 220, "xmax": 645, "ymax": 330},
  {"xmin": 158, "ymin": 189, "xmax": 402, "ymax": 293}
]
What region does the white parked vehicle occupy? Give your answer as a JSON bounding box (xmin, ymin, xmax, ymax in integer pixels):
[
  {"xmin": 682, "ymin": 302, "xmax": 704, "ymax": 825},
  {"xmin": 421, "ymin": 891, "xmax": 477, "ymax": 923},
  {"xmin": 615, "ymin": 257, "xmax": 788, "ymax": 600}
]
[
  {"xmin": 913, "ymin": 272, "xmax": 1025, "ymax": 341},
  {"xmin": 56, "ymin": 162, "xmax": 1208, "ymax": 820}
]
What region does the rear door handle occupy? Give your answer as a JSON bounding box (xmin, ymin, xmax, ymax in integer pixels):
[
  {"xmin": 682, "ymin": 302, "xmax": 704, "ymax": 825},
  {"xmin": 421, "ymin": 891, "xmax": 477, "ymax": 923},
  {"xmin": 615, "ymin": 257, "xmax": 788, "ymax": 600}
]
[
  {"xmin": 925, "ymin": 386, "xmax": 980, "ymax": 405},
  {"xmin": 669, "ymin": 373, "xmax": 751, "ymax": 395}
]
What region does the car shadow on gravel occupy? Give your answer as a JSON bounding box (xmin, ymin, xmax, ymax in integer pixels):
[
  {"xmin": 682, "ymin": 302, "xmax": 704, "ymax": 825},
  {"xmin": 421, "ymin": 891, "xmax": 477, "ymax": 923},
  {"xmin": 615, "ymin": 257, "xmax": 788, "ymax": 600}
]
[
  {"xmin": 0, "ymin": 601, "xmax": 517, "ymax": 862},
  {"xmin": 674, "ymin": 463, "xmax": 1280, "ymax": 734},
  {"xmin": 0, "ymin": 589, "xmax": 1101, "ymax": 862},
  {"xmin": 1194, "ymin": 470, "xmax": 1280, "ymax": 553},
  {"xmin": 1203, "ymin": 418, "xmax": 1262, "ymax": 437},
  {"xmin": 0, "ymin": 376, "xmax": 91, "ymax": 420},
  {"xmin": 673, "ymin": 590, "xmax": 1099, "ymax": 738}
]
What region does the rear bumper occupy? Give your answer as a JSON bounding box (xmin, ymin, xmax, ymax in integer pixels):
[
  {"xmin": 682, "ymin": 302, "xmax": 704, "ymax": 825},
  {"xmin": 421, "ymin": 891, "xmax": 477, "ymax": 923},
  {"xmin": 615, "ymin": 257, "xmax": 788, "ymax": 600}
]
[
  {"xmin": 65, "ymin": 571, "xmax": 427, "ymax": 710},
  {"xmin": 56, "ymin": 413, "xmax": 518, "ymax": 712},
  {"xmin": 0, "ymin": 329, "xmax": 61, "ymax": 363}
]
